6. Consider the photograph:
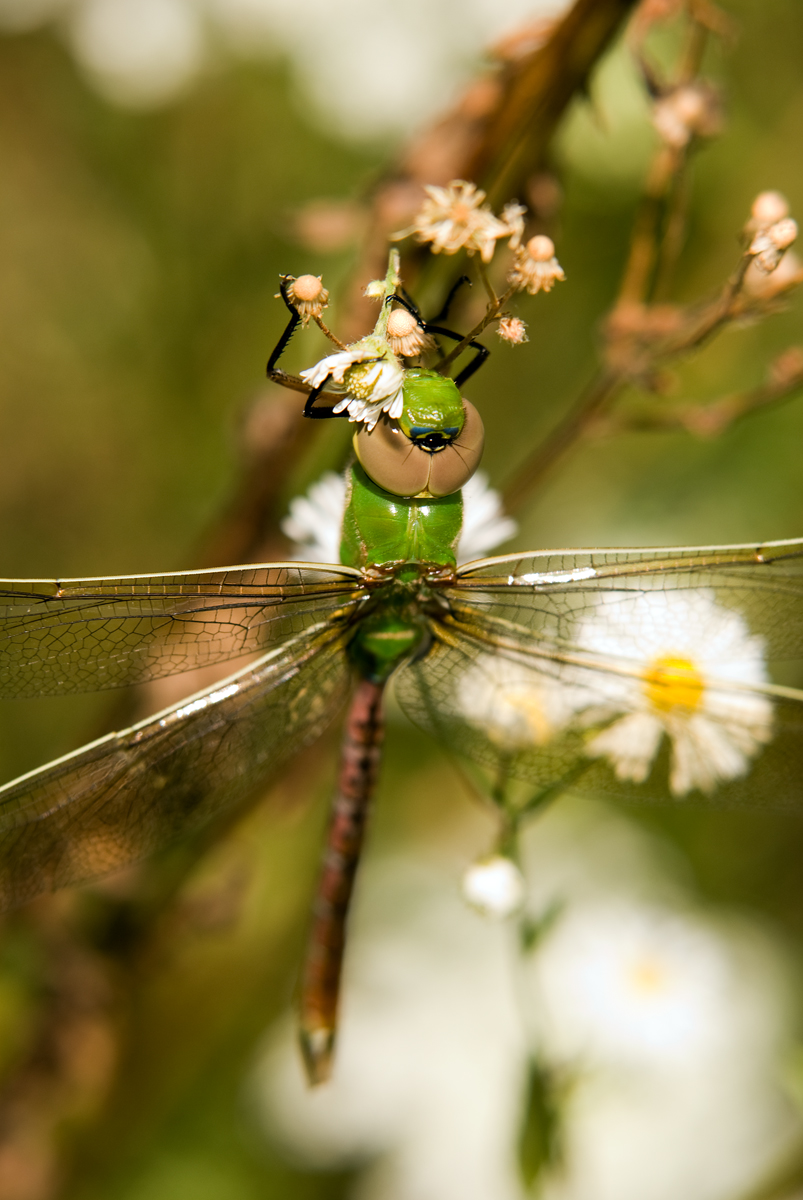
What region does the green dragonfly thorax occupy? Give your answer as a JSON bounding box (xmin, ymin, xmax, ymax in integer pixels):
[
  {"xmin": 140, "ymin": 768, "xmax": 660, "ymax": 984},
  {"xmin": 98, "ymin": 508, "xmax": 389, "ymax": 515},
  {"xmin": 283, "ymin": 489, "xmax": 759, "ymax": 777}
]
[
  {"xmin": 347, "ymin": 561, "xmax": 453, "ymax": 683},
  {"xmin": 340, "ymin": 463, "xmax": 463, "ymax": 569}
]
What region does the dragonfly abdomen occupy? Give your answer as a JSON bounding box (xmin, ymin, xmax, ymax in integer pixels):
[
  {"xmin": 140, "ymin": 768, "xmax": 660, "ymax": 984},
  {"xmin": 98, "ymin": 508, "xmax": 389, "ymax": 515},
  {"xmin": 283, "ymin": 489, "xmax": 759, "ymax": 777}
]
[{"xmin": 299, "ymin": 676, "xmax": 385, "ymax": 1085}]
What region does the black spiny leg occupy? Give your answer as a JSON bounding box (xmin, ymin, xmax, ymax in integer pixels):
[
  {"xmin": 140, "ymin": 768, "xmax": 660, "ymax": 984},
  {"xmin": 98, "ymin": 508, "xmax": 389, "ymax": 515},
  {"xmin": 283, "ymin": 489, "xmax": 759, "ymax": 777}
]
[
  {"xmin": 426, "ymin": 324, "xmax": 490, "ymax": 388},
  {"xmin": 267, "ymin": 278, "xmax": 347, "ymax": 416},
  {"xmin": 303, "ymin": 384, "xmax": 349, "ymax": 419},
  {"xmin": 430, "ymin": 274, "xmax": 471, "ymax": 323},
  {"xmin": 388, "ymin": 291, "xmax": 490, "ymax": 388},
  {"xmin": 266, "ymin": 279, "xmax": 310, "ymax": 396}
]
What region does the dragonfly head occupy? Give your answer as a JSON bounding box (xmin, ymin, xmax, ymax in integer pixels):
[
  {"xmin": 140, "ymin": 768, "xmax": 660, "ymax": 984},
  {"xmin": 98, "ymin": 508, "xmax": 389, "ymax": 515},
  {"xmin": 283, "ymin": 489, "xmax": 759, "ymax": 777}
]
[{"xmin": 353, "ymin": 368, "xmax": 484, "ymax": 498}]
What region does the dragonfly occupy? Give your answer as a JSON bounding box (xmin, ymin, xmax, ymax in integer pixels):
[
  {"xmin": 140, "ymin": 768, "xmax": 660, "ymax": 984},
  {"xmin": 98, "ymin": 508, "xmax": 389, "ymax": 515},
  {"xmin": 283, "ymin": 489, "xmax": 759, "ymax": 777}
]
[{"xmin": 0, "ymin": 252, "xmax": 801, "ymax": 1086}]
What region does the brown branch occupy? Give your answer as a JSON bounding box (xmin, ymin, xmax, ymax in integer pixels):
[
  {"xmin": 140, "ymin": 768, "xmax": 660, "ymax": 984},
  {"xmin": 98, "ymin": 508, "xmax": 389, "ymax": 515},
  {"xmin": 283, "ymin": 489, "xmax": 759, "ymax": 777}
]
[{"xmin": 602, "ymin": 347, "xmax": 803, "ymax": 437}]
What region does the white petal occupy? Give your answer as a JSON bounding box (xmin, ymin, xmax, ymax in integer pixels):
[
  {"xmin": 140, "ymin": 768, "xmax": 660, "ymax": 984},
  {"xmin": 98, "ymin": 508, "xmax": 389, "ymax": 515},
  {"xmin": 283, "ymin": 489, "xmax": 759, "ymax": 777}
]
[{"xmin": 586, "ymin": 713, "xmax": 664, "ymax": 784}]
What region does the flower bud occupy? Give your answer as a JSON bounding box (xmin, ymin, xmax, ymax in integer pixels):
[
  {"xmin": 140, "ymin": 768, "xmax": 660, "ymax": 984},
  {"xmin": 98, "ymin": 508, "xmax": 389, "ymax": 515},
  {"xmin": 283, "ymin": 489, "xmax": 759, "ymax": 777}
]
[
  {"xmin": 462, "ymin": 855, "xmax": 526, "ymax": 919},
  {"xmin": 751, "ymin": 191, "xmax": 789, "ymax": 228}
]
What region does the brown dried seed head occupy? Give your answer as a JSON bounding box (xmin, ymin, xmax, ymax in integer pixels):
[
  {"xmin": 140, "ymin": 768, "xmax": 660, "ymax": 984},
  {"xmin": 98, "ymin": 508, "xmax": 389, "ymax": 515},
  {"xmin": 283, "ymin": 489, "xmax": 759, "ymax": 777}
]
[
  {"xmin": 751, "ymin": 191, "xmax": 790, "ymax": 227},
  {"xmin": 386, "ymin": 308, "xmax": 418, "ymax": 338},
  {"xmin": 525, "ymin": 235, "xmax": 555, "ymax": 262},
  {"xmin": 497, "ymin": 316, "xmax": 528, "ymax": 344},
  {"xmin": 292, "ymin": 274, "xmax": 325, "ymax": 302}
]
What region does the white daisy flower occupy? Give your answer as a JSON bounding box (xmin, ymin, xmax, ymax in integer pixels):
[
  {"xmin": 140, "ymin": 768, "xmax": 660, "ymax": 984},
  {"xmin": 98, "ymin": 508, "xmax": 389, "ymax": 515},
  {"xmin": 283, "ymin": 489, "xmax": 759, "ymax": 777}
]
[
  {"xmin": 569, "ymin": 589, "xmax": 773, "ymax": 796},
  {"xmin": 299, "ymin": 337, "xmax": 405, "ymax": 429},
  {"xmin": 282, "ymin": 470, "xmax": 515, "ymax": 566}
]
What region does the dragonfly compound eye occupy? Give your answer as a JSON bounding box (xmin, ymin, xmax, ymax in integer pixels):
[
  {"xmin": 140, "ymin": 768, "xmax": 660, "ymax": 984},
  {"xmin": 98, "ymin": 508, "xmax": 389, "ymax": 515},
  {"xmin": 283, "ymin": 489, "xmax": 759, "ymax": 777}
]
[{"xmin": 353, "ymin": 400, "xmax": 485, "ymax": 498}]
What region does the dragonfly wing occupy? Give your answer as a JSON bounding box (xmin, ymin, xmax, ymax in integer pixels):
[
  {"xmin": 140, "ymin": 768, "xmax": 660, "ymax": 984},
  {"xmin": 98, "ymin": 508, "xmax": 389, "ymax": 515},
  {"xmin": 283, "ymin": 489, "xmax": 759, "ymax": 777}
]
[
  {"xmin": 0, "ymin": 563, "xmax": 364, "ymax": 697},
  {"xmin": 451, "ymin": 538, "xmax": 803, "ymax": 663},
  {"xmin": 394, "ymin": 538, "xmax": 803, "ymax": 810},
  {"xmin": 0, "ymin": 621, "xmax": 351, "ymax": 909}
]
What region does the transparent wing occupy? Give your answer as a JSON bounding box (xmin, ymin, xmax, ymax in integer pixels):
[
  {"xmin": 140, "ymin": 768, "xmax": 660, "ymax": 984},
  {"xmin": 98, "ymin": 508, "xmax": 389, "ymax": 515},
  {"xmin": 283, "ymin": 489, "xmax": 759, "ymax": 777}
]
[
  {"xmin": 0, "ymin": 562, "xmax": 364, "ymax": 698},
  {"xmin": 395, "ymin": 537, "xmax": 803, "ymax": 809},
  {"xmin": 0, "ymin": 621, "xmax": 351, "ymax": 909}
]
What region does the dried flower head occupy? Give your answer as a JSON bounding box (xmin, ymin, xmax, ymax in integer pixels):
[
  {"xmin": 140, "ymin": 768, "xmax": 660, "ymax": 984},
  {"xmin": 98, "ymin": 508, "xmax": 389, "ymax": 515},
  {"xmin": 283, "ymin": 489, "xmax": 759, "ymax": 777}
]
[
  {"xmin": 744, "ymin": 249, "xmax": 802, "ymax": 299},
  {"xmin": 497, "ymin": 315, "xmax": 528, "ymax": 344},
  {"xmin": 363, "ymin": 279, "xmax": 386, "ymax": 299},
  {"xmin": 507, "ymin": 235, "xmax": 566, "ymax": 295},
  {"xmin": 652, "ymin": 83, "xmax": 721, "ymax": 149},
  {"xmin": 284, "ymin": 274, "xmax": 329, "ymax": 323},
  {"xmin": 386, "ymin": 308, "xmax": 435, "ymax": 357},
  {"xmin": 394, "ymin": 180, "xmax": 510, "ymax": 263},
  {"xmin": 501, "ymin": 200, "xmax": 527, "ymax": 250},
  {"xmin": 749, "ymin": 191, "xmax": 790, "ymax": 230},
  {"xmin": 749, "ymin": 218, "xmax": 799, "ymax": 274}
]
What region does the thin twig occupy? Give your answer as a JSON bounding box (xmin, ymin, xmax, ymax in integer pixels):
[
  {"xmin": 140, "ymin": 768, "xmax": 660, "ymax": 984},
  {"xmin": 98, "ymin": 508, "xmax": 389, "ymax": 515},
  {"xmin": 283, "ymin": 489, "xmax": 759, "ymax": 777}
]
[{"xmin": 435, "ymin": 286, "xmax": 515, "ymax": 375}]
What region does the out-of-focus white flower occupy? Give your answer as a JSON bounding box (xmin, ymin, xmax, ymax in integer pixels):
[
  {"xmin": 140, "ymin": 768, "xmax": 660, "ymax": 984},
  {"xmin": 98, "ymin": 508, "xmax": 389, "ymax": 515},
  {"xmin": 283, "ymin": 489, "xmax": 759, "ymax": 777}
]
[
  {"xmin": 507, "ymin": 235, "xmax": 566, "ymax": 294},
  {"xmin": 457, "ymin": 470, "xmax": 517, "ymax": 562},
  {"xmin": 6, "ymin": 0, "xmax": 572, "ymax": 135},
  {"xmin": 569, "ymin": 589, "xmax": 773, "ymax": 796},
  {"xmin": 300, "ymin": 338, "xmax": 405, "ymax": 428},
  {"xmin": 534, "ymin": 901, "xmax": 732, "ymax": 1068},
  {"xmin": 281, "ymin": 471, "xmax": 346, "ymax": 564},
  {"xmin": 455, "ymin": 652, "xmax": 572, "ymax": 751},
  {"xmin": 462, "ymin": 855, "xmax": 526, "ymax": 918},
  {"xmin": 283, "ymin": 468, "xmax": 515, "ymax": 565},
  {"xmin": 284, "ymin": 274, "xmax": 329, "ymax": 324},
  {"xmin": 67, "ymin": 0, "xmax": 204, "ymax": 107},
  {"xmin": 252, "ymin": 831, "xmax": 799, "ymax": 1200},
  {"xmin": 253, "ymin": 858, "xmax": 527, "ymax": 1200},
  {"xmin": 395, "ymin": 180, "xmax": 512, "ymax": 263}
]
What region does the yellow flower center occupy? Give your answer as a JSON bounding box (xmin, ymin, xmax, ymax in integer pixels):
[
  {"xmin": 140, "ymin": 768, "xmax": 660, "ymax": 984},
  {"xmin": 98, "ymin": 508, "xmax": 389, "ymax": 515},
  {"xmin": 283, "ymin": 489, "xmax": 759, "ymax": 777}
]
[
  {"xmin": 628, "ymin": 956, "xmax": 669, "ymax": 995},
  {"xmin": 642, "ymin": 655, "xmax": 704, "ymax": 713}
]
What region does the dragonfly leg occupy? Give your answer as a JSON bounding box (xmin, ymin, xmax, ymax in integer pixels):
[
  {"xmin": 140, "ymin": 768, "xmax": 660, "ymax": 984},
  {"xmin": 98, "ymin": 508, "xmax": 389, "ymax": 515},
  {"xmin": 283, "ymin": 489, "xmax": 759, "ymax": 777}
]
[{"xmin": 299, "ymin": 676, "xmax": 385, "ymax": 1085}]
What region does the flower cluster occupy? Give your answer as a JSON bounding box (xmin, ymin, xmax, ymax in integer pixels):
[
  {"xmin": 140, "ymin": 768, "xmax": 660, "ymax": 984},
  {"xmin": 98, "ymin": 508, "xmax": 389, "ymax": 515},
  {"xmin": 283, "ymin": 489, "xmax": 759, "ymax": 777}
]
[{"xmin": 393, "ymin": 180, "xmax": 566, "ymax": 299}]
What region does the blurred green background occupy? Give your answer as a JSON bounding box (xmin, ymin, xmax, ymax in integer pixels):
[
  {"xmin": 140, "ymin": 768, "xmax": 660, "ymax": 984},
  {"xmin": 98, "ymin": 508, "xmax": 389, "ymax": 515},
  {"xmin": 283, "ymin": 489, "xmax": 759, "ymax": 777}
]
[{"xmin": 0, "ymin": 1, "xmax": 803, "ymax": 1197}]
